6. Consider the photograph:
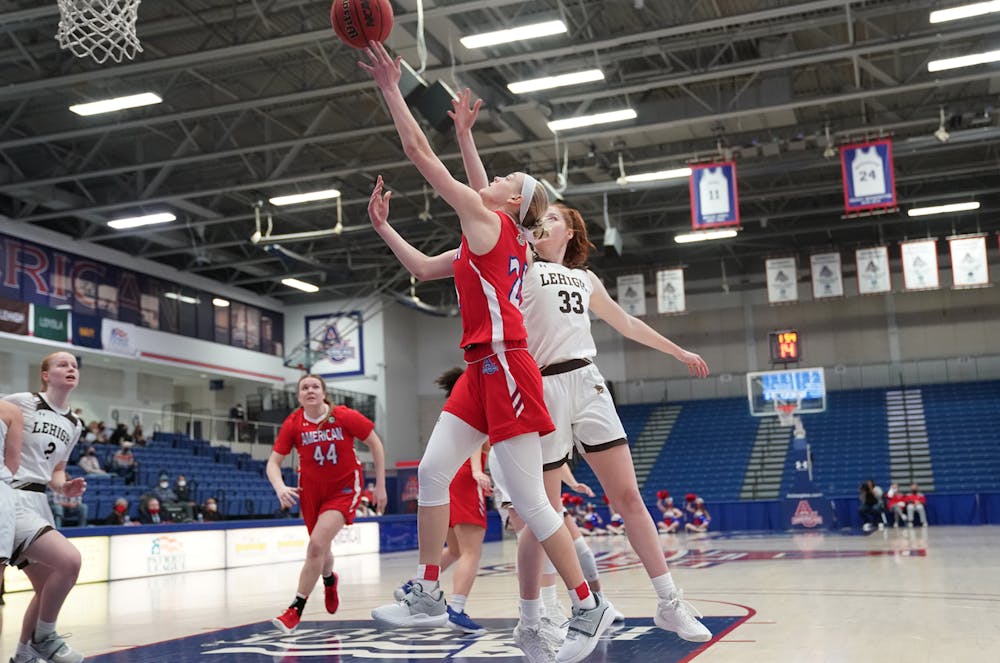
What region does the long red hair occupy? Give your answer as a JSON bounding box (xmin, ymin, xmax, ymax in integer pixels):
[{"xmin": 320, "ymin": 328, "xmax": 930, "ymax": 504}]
[{"xmin": 552, "ymin": 203, "xmax": 596, "ymax": 269}]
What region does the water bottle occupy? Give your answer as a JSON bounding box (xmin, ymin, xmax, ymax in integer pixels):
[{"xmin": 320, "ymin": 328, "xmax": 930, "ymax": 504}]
[{"xmin": 197, "ymin": 513, "xmax": 204, "ymax": 523}]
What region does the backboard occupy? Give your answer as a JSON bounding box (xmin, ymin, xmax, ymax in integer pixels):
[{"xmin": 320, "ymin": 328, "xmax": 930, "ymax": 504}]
[{"xmin": 747, "ymin": 367, "xmax": 826, "ymax": 417}]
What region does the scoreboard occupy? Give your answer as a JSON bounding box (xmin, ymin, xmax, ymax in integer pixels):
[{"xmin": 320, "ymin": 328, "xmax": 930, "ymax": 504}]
[{"xmin": 769, "ymin": 329, "xmax": 800, "ymax": 363}]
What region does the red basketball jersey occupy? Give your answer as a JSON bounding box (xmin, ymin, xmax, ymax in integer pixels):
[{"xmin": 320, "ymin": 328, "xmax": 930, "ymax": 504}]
[
  {"xmin": 273, "ymin": 404, "xmax": 374, "ymax": 486},
  {"xmin": 453, "ymin": 211, "xmax": 530, "ymax": 348}
]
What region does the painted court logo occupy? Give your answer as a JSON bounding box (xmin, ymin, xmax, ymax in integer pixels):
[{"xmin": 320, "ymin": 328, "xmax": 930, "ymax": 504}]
[{"xmin": 790, "ymin": 500, "xmax": 824, "ymax": 528}]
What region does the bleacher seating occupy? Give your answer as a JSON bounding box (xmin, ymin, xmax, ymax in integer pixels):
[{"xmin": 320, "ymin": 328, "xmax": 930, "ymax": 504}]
[{"xmin": 921, "ymin": 381, "xmax": 1000, "ymax": 492}]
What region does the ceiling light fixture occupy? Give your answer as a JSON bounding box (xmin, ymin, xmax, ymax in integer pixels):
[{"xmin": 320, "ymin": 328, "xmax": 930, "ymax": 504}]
[
  {"xmin": 907, "ymin": 201, "xmax": 980, "ymax": 217},
  {"xmin": 548, "ymin": 109, "xmax": 637, "ymax": 132},
  {"xmin": 268, "ymin": 189, "xmax": 341, "ymax": 206},
  {"xmin": 507, "ymin": 69, "xmax": 605, "ymax": 94},
  {"xmin": 621, "ymin": 167, "xmax": 692, "ymax": 183},
  {"xmin": 934, "ymin": 107, "xmax": 950, "ymax": 143},
  {"xmin": 930, "ymin": 1, "xmax": 1000, "ymax": 23},
  {"xmin": 212, "ymin": 298, "xmax": 230, "ymax": 307},
  {"xmin": 928, "ymin": 49, "xmax": 1000, "ymax": 72},
  {"xmin": 163, "ymin": 292, "xmax": 200, "ymax": 305},
  {"xmin": 460, "ymin": 20, "xmax": 567, "ymax": 49},
  {"xmin": 674, "ymin": 229, "xmax": 740, "ymax": 244},
  {"xmin": 107, "ymin": 212, "xmax": 176, "ymax": 230},
  {"xmin": 69, "ymin": 92, "xmax": 162, "ymax": 116},
  {"xmin": 281, "ymin": 277, "xmax": 320, "ymax": 293},
  {"xmin": 822, "ymin": 125, "xmax": 837, "ymax": 159}
]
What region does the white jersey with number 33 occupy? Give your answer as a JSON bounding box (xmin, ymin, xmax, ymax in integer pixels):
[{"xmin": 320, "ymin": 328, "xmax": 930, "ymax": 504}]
[
  {"xmin": 2, "ymin": 392, "xmax": 82, "ymax": 487},
  {"xmin": 521, "ymin": 260, "xmax": 597, "ymax": 367}
]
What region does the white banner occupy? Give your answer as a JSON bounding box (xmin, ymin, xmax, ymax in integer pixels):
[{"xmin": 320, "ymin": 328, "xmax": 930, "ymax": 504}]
[
  {"xmin": 900, "ymin": 239, "xmax": 940, "ymax": 291},
  {"xmin": 616, "ymin": 274, "xmax": 646, "ymax": 316},
  {"xmin": 109, "ymin": 530, "xmax": 226, "ymax": 580},
  {"xmin": 855, "ymin": 246, "xmax": 891, "ymax": 294},
  {"xmin": 810, "ymin": 252, "xmax": 843, "ymax": 299},
  {"xmin": 766, "ymin": 257, "xmax": 798, "ymax": 304},
  {"xmin": 4, "ymin": 535, "xmax": 110, "ymax": 592},
  {"xmin": 948, "ymin": 235, "xmax": 989, "ymax": 288},
  {"xmin": 656, "ymin": 269, "xmax": 685, "ymax": 314},
  {"xmin": 100, "ymin": 318, "xmax": 140, "ymax": 357},
  {"xmin": 306, "ymin": 311, "xmax": 365, "ymax": 378},
  {"xmin": 225, "ymin": 522, "xmax": 379, "ymax": 568}
]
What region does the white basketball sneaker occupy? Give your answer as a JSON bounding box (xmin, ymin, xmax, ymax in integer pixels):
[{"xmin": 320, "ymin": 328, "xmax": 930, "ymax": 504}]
[
  {"xmin": 513, "ymin": 621, "xmax": 557, "ymax": 663},
  {"xmin": 371, "ymin": 582, "xmax": 448, "ymax": 629},
  {"xmin": 655, "ymin": 591, "xmax": 712, "ymax": 642},
  {"xmin": 555, "ymin": 593, "xmax": 615, "ymax": 663}
]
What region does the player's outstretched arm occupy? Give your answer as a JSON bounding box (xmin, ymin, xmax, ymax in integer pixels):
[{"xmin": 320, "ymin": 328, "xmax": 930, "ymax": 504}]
[
  {"xmin": 587, "ymin": 270, "xmax": 710, "ymax": 378},
  {"xmin": 450, "ymin": 88, "xmax": 489, "ymax": 192},
  {"xmin": 368, "ymin": 175, "xmax": 456, "ymax": 281}
]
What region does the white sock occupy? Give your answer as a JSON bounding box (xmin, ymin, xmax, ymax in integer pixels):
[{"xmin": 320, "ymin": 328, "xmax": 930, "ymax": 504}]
[
  {"xmin": 520, "ymin": 597, "xmax": 542, "ymax": 628},
  {"xmin": 450, "ymin": 594, "xmax": 467, "ymax": 613},
  {"xmin": 651, "ymin": 572, "xmax": 677, "ymax": 601},
  {"xmin": 540, "ymin": 583, "xmax": 559, "ymax": 609},
  {"xmin": 16, "ymin": 642, "xmax": 33, "ymax": 657},
  {"xmin": 35, "ymin": 619, "xmax": 57, "ymax": 640}
]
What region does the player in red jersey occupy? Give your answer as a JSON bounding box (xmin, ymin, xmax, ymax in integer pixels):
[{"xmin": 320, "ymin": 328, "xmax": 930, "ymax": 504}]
[
  {"xmin": 267, "ymin": 374, "xmax": 387, "ymax": 634},
  {"xmin": 361, "ymin": 41, "xmax": 613, "ymax": 663}
]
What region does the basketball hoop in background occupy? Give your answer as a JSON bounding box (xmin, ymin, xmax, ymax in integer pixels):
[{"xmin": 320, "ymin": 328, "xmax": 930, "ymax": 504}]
[
  {"xmin": 56, "ymin": 0, "xmax": 143, "ymax": 64},
  {"xmin": 776, "ymin": 401, "xmax": 798, "ymax": 427}
]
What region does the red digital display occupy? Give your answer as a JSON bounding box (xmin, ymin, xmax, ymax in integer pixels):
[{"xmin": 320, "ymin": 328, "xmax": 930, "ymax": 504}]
[{"xmin": 769, "ymin": 330, "xmax": 800, "ymax": 363}]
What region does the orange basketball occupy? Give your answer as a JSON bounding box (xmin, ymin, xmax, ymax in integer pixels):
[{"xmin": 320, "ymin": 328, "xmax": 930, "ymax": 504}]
[{"xmin": 331, "ymin": 0, "xmax": 393, "ymax": 49}]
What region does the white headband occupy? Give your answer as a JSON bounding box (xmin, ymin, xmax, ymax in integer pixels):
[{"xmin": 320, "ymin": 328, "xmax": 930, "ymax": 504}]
[{"xmin": 519, "ymin": 174, "xmax": 537, "ymax": 223}]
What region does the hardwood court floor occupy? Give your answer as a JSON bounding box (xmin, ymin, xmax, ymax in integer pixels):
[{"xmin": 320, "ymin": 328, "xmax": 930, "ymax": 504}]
[{"xmin": 1, "ymin": 526, "xmax": 997, "ymax": 662}]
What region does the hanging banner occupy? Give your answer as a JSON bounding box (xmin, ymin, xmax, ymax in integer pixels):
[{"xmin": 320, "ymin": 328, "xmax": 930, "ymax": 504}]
[
  {"xmin": 766, "ymin": 257, "xmax": 798, "ymax": 304},
  {"xmin": 32, "ymin": 304, "xmax": 69, "ymax": 342},
  {"xmin": 840, "ymin": 138, "xmax": 897, "ymax": 213},
  {"xmin": 948, "ymin": 235, "xmax": 989, "ymax": 288},
  {"xmin": 0, "ymin": 296, "xmax": 29, "ymax": 335},
  {"xmin": 900, "ymin": 239, "xmax": 940, "ymax": 291},
  {"xmin": 810, "ymin": 253, "xmax": 843, "ymax": 299},
  {"xmin": 855, "ymin": 246, "xmax": 891, "ymax": 294},
  {"xmin": 616, "ymin": 274, "xmax": 646, "ymax": 316},
  {"xmin": 100, "ymin": 319, "xmax": 140, "ymax": 357},
  {"xmin": 689, "ymin": 162, "xmax": 740, "ymax": 229},
  {"xmin": 72, "ymin": 313, "xmax": 103, "ymax": 349},
  {"xmin": 306, "ymin": 311, "xmax": 365, "ymax": 378},
  {"xmin": 655, "ymin": 269, "xmax": 685, "ymax": 315}
]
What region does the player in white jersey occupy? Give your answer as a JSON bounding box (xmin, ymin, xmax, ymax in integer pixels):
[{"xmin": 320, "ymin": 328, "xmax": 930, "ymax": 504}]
[
  {"xmin": 3, "ymin": 351, "xmax": 87, "ymax": 663},
  {"xmin": 1, "ymin": 399, "xmax": 24, "ymax": 617},
  {"xmin": 450, "ymin": 92, "xmax": 714, "ymax": 643}
]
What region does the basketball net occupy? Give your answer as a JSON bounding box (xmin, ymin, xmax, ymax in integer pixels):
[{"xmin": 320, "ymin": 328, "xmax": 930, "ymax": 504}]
[
  {"xmin": 776, "ymin": 402, "xmax": 798, "ymax": 427},
  {"xmin": 56, "ymin": 0, "xmax": 143, "ymax": 64}
]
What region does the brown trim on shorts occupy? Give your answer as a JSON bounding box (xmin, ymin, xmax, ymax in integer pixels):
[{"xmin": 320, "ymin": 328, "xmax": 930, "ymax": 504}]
[
  {"xmin": 12, "ymin": 525, "xmax": 54, "ymax": 569},
  {"xmin": 580, "ymin": 437, "xmax": 628, "ymax": 454},
  {"xmin": 539, "ymin": 358, "xmax": 592, "ymax": 377},
  {"xmin": 542, "ymin": 455, "xmax": 570, "ymax": 472},
  {"xmin": 14, "ymin": 483, "xmax": 46, "ymax": 493}
]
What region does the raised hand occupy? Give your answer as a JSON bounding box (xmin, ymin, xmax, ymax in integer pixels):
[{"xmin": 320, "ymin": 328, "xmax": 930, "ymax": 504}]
[
  {"xmin": 448, "ymin": 88, "xmax": 482, "ymax": 134},
  {"xmin": 358, "ymin": 40, "xmax": 402, "ymax": 91},
  {"xmin": 368, "ymin": 175, "xmax": 392, "ymax": 231}
]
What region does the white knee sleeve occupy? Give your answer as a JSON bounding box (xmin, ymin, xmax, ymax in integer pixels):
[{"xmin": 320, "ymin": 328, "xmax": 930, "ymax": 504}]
[
  {"xmin": 417, "ymin": 412, "xmax": 488, "ymax": 507},
  {"xmin": 492, "ymin": 435, "xmax": 563, "ymax": 541}
]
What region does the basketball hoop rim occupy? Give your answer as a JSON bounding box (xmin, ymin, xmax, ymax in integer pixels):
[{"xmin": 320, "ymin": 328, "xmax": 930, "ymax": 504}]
[{"xmin": 776, "ymin": 402, "xmax": 798, "ymax": 425}]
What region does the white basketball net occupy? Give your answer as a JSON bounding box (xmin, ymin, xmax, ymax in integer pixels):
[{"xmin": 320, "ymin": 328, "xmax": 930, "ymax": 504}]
[
  {"xmin": 56, "ymin": 0, "xmax": 143, "ymax": 64},
  {"xmin": 776, "ymin": 402, "xmax": 798, "ymax": 427}
]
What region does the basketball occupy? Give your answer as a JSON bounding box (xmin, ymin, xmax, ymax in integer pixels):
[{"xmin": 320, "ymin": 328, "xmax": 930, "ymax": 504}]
[{"xmin": 331, "ymin": 0, "xmax": 393, "ymax": 49}]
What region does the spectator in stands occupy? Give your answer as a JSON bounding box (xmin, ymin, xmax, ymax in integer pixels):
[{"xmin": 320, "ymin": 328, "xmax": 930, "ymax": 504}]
[
  {"xmin": 606, "ymin": 513, "xmax": 625, "ymax": 535},
  {"xmin": 132, "ymin": 424, "xmax": 146, "ymax": 447},
  {"xmin": 201, "ymin": 497, "xmax": 224, "ymax": 522},
  {"xmin": 139, "ymin": 496, "xmax": 169, "ymax": 524},
  {"xmin": 229, "ymin": 403, "xmax": 246, "ymax": 442},
  {"xmin": 151, "ymin": 474, "xmax": 182, "ymax": 520},
  {"xmin": 85, "ymin": 420, "xmax": 107, "ymax": 444},
  {"xmin": 859, "ymin": 479, "xmax": 884, "ymax": 532},
  {"xmin": 581, "ymin": 503, "xmax": 605, "ymax": 536},
  {"xmin": 110, "ymin": 441, "xmax": 138, "ymax": 484},
  {"xmin": 77, "ymin": 446, "xmax": 107, "ymax": 475},
  {"xmin": 109, "ymin": 422, "xmax": 132, "ymax": 446},
  {"xmin": 886, "ymin": 483, "xmax": 908, "ymax": 527},
  {"xmin": 48, "ymin": 490, "xmax": 88, "ymax": 528},
  {"xmin": 906, "ymin": 483, "xmax": 928, "ymax": 527},
  {"xmin": 657, "ymin": 496, "xmax": 684, "ymax": 534},
  {"xmin": 173, "ymin": 474, "xmax": 196, "ymax": 521},
  {"xmin": 105, "ymin": 497, "xmax": 132, "ymax": 525},
  {"xmin": 355, "ymin": 496, "xmax": 376, "ymax": 518},
  {"xmin": 685, "ymin": 499, "xmax": 711, "ymax": 533}
]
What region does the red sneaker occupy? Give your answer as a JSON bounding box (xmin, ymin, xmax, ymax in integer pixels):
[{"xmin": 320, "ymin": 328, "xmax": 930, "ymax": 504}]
[
  {"xmin": 272, "ymin": 606, "xmax": 301, "ymax": 634},
  {"xmin": 324, "ymin": 572, "xmax": 340, "ymax": 614}
]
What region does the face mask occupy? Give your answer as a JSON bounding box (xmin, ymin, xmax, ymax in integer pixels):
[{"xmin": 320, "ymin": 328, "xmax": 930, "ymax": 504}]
[
  {"xmin": 159, "ymin": 481, "xmax": 169, "ymax": 489},
  {"xmin": 114, "ymin": 504, "xmax": 126, "ymax": 514},
  {"xmin": 177, "ymin": 480, "xmax": 186, "ymax": 487},
  {"xmin": 206, "ymin": 503, "xmax": 217, "ymax": 512},
  {"xmin": 149, "ymin": 507, "xmax": 160, "ymax": 515},
  {"xmin": 86, "ymin": 451, "xmax": 95, "ymax": 456}
]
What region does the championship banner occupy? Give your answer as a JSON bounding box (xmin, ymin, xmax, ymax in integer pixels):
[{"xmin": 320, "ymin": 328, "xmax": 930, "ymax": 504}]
[
  {"xmin": 72, "ymin": 312, "xmax": 103, "ymax": 349},
  {"xmin": 655, "ymin": 269, "xmax": 685, "ymax": 314},
  {"xmin": 840, "ymin": 138, "xmax": 897, "ymax": 213},
  {"xmin": 855, "ymin": 246, "xmax": 891, "ymax": 294},
  {"xmin": 100, "ymin": 318, "xmax": 140, "ymax": 356},
  {"xmin": 948, "ymin": 235, "xmax": 989, "ymax": 288},
  {"xmin": 689, "ymin": 162, "xmax": 740, "ymax": 229},
  {"xmin": 765, "ymin": 257, "xmax": 798, "ymax": 304},
  {"xmin": 0, "ymin": 296, "xmax": 29, "ymax": 335},
  {"xmin": 32, "ymin": 304, "xmax": 69, "ymax": 342},
  {"xmin": 900, "ymin": 239, "xmax": 940, "ymax": 291},
  {"xmin": 306, "ymin": 311, "xmax": 365, "ymax": 378},
  {"xmin": 810, "ymin": 253, "xmax": 843, "ymax": 299},
  {"xmin": 616, "ymin": 274, "xmax": 646, "ymax": 316}
]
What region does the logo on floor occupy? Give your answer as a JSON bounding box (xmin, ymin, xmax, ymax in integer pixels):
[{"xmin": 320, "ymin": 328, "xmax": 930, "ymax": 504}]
[{"xmin": 87, "ymin": 618, "xmax": 743, "ymax": 662}]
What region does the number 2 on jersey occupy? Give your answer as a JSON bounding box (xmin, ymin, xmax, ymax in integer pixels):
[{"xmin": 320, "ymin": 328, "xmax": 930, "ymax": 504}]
[{"xmin": 313, "ymin": 444, "xmax": 338, "ymax": 466}]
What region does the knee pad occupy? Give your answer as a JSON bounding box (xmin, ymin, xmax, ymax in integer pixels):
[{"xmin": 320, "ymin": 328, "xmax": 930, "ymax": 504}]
[
  {"xmin": 416, "ymin": 461, "xmax": 451, "ymax": 507},
  {"xmin": 514, "ymin": 497, "xmax": 563, "ymax": 542}
]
